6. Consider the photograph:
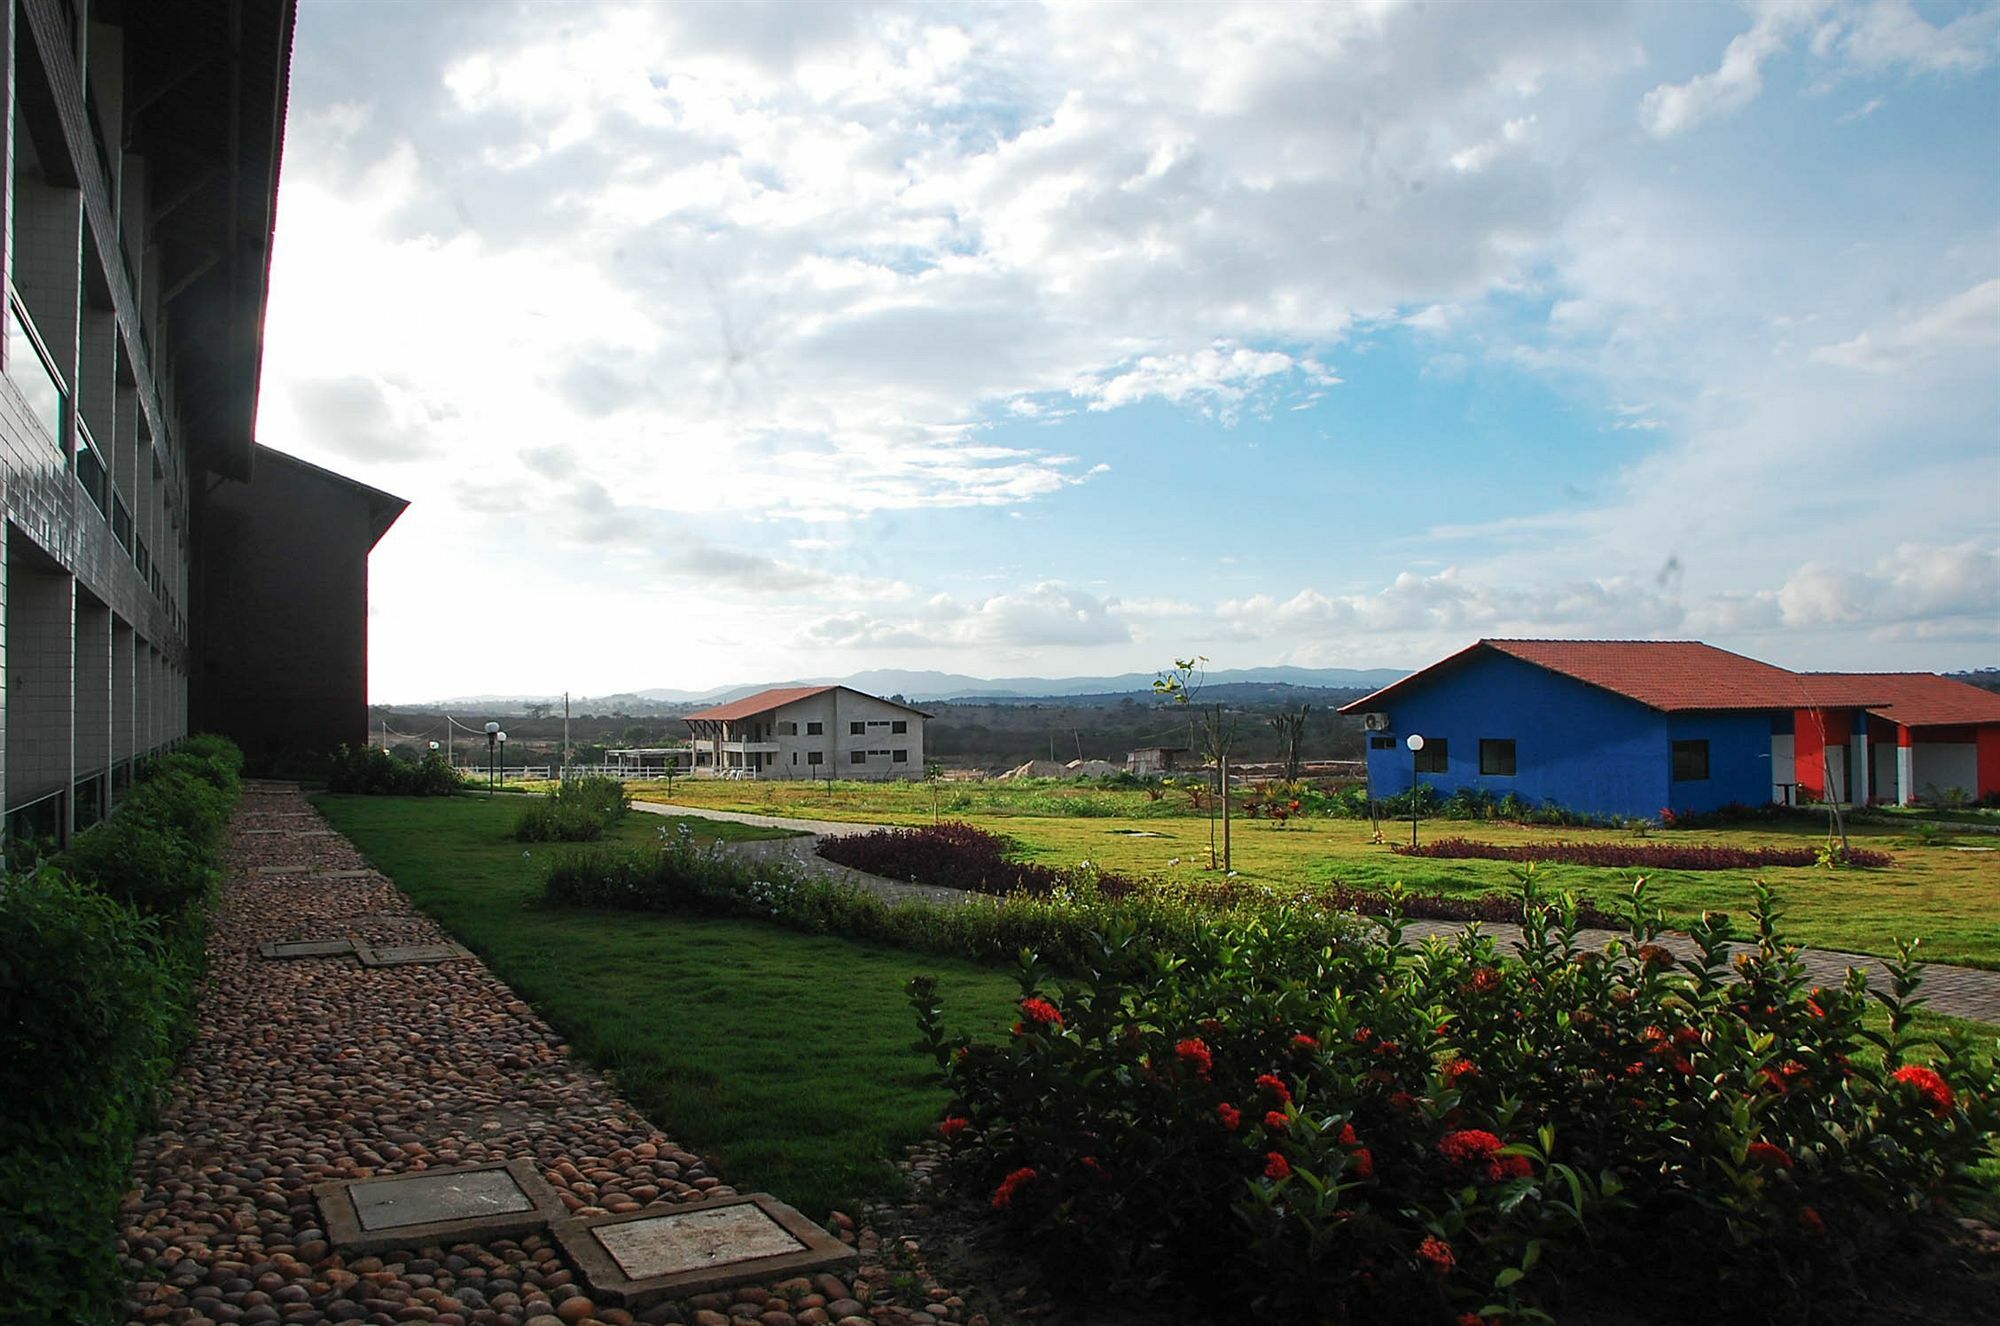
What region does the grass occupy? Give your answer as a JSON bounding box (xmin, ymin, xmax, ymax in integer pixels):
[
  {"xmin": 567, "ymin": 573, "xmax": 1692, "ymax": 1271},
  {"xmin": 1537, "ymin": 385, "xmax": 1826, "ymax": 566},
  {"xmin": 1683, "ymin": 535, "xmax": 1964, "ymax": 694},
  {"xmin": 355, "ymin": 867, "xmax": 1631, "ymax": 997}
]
[
  {"xmin": 311, "ymin": 792, "xmax": 1022, "ymax": 1219},
  {"xmin": 630, "ymin": 779, "xmax": 2000, "ymax": 968}
]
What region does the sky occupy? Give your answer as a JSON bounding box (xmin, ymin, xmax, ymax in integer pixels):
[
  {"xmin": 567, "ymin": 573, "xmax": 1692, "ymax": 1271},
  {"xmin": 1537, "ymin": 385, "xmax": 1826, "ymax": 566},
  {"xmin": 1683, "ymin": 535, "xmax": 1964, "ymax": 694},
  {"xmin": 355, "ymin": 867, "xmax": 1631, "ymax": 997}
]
[{"xmin": 254, "ymin": 0, "xmax": 2000, "ymax": 702}]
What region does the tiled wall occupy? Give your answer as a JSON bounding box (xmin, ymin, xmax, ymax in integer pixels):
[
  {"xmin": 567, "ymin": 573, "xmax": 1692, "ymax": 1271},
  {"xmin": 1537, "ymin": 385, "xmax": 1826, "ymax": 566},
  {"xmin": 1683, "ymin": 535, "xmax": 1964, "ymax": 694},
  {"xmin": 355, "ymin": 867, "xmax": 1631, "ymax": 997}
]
[
  {"xmin": 73, "ymin": 590, "xmax": 107, "ymax": 777},
  {"xmin": 5, "ymin": 551, "xmax": 70, "ymax": 804}
]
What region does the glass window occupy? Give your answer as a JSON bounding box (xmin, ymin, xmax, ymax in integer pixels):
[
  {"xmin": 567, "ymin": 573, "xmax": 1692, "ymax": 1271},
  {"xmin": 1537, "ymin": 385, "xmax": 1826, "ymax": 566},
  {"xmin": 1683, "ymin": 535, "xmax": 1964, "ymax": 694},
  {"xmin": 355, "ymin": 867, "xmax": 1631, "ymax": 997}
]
[
  {"xmin": 6, "ymin": 300, "xmax": 64, "ymax": 448},
  {"xmin": 806, "ymin": 721, "xmax": 823, "ymax": 735},
  {"xmin": 850, "ymin": 749, "xmax": 866, "ymax": 764},
  {"xmin": 75, "ymin": 427, "xmax": 108, "ymax": 516},
  {"xmin": 1370, "ymin": 735, "xmax": 1395, "ymax": 750},
  {"xmin": 1479, "ymin": 739, "xmax": 1516, "ymax": 776},
  {"xmin": 892, "ymin": 720, "xmax": 907, "ymax": 734},
  {"xmin": 1414, "ymin": 738, "xmax": 1448, "ymax": 774},
  {"xmin": 807, "ymin": 751, "xmax": 822, "ymax": 765},
  {"xmin": 850, "ymin": 722, "xmax": 865, "ymax": 735},
  {"xmin": 1672, "ymin": 740, "xmax": 1710, "ymax": 782},
  {"xmin": 892, "ymin": 749, "xmax": 908, "ymax": 763},
  {"xmin": 112, "ymin": 494, "xmax": 132, "ymax": 550}
]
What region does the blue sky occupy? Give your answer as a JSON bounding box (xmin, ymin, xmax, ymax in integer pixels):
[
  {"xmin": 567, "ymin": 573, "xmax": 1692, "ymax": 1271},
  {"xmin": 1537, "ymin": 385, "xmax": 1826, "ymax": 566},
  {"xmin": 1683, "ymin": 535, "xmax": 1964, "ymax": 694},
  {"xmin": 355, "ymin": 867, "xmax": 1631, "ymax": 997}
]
[{"xmin": 253, "ymin": 0, "xmax": 2000, "ymax": 700}]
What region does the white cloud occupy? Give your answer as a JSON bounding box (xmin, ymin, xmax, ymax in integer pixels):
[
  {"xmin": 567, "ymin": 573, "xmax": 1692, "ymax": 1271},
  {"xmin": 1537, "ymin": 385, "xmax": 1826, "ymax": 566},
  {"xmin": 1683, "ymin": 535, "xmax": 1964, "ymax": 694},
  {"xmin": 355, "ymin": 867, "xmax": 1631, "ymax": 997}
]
[
  {"xmin": 1808, "ymin": 278, "xmax": 2000, "ymax": 371},
  {"xmin": 1640, "ymin": 1, "xmax": 1829, "ymax": 138}
]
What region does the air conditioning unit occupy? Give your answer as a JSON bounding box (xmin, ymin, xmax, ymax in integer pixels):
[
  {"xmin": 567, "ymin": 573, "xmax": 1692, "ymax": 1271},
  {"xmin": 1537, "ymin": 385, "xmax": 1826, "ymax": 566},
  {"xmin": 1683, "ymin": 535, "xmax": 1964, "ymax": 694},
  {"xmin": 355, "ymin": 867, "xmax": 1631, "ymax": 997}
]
[{"xmin": 1361, "ymin": 713, "xmax": 1391, "ymax": 732}]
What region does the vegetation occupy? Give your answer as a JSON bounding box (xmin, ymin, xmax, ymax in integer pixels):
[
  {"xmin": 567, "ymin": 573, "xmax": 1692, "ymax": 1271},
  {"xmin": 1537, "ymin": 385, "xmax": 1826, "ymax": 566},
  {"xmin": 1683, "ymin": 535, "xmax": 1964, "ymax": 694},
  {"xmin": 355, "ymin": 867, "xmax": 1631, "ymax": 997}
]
[
  {"xmin": 513, "ymin": 774, "xmax": 630, "ymax": 842},
  {"xmin": 324, "ymin": 744, "xmax": 463, "ymax": 795},
  {"xmin": 914, "ymin": 883, "xmax": 2000, "ymax": 1321},
  {"xmin": 633, "ymin": 779, "xmax": 2000, "ymax": 968},
  {"xmin": 2, "ymin": 736, "xmax": 242, "ymax": 1326},
  {"xmin": 818, "ymin": 821, "xmax": 1140, "ymax": 897},
  {"xmin": 312, "ymin": 793, "xmax": 1022, "ymax": 1216},
  {"xmin": 1394, "ymin": 837, "xmax": 1895, "ymax": 870}
]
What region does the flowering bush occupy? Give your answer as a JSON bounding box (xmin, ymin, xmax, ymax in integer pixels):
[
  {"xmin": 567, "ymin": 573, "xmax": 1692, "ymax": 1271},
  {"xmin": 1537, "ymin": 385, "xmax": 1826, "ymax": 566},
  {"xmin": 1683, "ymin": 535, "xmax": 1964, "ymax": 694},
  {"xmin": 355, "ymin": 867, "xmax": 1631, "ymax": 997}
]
[
  {"xmin": 1393, "ymin": 836, "xmax": 1893, "ymax": 870},
  {"xmin": 817, "ymin": 820, "xmax": 1140, "ymax": 897},
  {"xmin": 910, "ymin": 880, "xmax": 1999, "ymax": 1319}
]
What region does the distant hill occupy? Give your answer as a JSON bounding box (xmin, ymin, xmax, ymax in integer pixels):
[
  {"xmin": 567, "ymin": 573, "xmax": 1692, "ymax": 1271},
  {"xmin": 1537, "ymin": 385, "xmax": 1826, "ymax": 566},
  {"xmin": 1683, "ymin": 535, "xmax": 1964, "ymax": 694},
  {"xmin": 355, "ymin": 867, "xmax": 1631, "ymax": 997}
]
[{"xmin": 634, "ymin": 665, "xmax": 1407, "ymax": 705}]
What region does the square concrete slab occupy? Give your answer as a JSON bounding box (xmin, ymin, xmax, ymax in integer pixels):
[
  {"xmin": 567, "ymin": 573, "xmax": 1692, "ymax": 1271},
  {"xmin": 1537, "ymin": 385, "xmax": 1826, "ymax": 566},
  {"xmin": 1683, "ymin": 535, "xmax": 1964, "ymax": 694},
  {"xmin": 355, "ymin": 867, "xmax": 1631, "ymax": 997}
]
[
  {"xmin": 257, "ymin": 939, "xmax": 356, "ymax": 960},
  {"xmin": 320, "ymin": 869, "xmax": 377, "ymax": 879},
  {"xmin": 315, "ymin": 1159, "xmax": 565, "ymax": 1256},
  {"xmin": 554, "ymin": 1193, "xmax": 857, "ymax": 1307},
  {"xmin": 354, "ymin": 942, "xmax": 474, "ymax": 967},
  {"xmin": 255, "ymin": 865, "xmax": 315, "ymax": 876}
]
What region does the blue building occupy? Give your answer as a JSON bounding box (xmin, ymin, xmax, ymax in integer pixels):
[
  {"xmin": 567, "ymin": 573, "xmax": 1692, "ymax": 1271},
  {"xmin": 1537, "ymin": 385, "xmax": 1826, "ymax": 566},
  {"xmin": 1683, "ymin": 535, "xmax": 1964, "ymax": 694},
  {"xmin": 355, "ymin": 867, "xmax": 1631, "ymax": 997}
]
[{"xmin": 1341, "ymin": 640, "xmax": 1833, "ymax": 821}]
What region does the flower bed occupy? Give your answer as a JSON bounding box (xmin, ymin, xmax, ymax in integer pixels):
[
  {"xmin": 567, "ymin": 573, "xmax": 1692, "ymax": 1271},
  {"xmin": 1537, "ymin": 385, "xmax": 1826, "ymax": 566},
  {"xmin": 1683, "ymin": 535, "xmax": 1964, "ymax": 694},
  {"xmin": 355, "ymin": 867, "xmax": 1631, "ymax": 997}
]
[
  {"xmin": 912, "ymin": 882, "xmax": 1998, "ymax": 1319},
  {"xmin": 1392, "ymin": 836, "xmax": 1893, "ymax": 870},
  {"xmin": 817, "ymin": 820, "xmax": 1141, "ymax": 897}
]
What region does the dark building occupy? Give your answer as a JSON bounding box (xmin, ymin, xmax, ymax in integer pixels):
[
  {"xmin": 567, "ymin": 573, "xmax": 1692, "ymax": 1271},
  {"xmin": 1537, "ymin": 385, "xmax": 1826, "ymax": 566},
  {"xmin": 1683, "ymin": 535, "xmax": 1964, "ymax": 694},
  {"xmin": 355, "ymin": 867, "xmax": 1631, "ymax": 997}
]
[
  {"xmin": 1, "ymin": 1, "xmax": 400, "ymax": 845},
  {"xmin": 193, "ymin": 446, "xmax": 406, "ymax": 768}
]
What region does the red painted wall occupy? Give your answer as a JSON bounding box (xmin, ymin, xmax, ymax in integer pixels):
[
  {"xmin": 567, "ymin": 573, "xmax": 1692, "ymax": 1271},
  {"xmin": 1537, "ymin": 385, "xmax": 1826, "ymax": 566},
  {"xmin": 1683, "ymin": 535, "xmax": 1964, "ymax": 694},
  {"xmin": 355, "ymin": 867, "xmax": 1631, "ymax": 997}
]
[
  {"xmin": 1978, "ymin": 726, "xmax": 2000, "ymax": 800},
  {"xmin": 1793, "ymin": 709, "xmax": 1851, "ymax": 800}
]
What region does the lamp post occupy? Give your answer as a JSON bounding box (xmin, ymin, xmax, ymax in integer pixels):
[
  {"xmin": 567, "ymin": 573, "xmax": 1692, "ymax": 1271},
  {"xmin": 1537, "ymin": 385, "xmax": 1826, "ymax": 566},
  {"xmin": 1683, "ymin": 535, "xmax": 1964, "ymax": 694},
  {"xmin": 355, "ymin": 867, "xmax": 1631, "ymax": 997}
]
[
  {"xmin": 1405, "ymin": 733, "xmax": 1426, "ymax": 848},
  {"xmin": 428, "ymin": 740, "xmax": 440, "ymax": 767},
  {"xmin": 498, "ymin": 731, "xmax": 509, "ymax": 787},
  {"xmin": 485, "ymin": 721, "xmax": 501, "ymax": 794}
]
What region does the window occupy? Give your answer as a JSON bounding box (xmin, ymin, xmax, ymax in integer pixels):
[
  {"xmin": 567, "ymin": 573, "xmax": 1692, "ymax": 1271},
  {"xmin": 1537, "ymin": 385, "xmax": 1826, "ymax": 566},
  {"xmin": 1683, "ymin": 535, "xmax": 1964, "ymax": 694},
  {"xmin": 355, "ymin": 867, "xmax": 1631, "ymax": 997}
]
[
  {"xmin": 850, "ymin": 750, "xmax": 866, "ymax": 764},
  {"xmin": 806, "ymin": 721, "xmax": 823, "ymax": 735},
  {"xmin": 892, "ymin": 720, "xmax": 907, "ymax": 734},
  {"xmin": 1479, "ymin": 739, "xmax": 1516, "ymax": 777},
  {"xmin": 850, "ymin": 721, "xmax": 866, "ymax": 735},
  {"xmin": 807, "ymin": 751, "xmax": 822, "ymax": 766},
  {"xmin": 1414, "ymin": 738, "xmax": 1448, "ymax": 774},
  {"xmin": 75, "ymin": 426, "xmax": 108, "ymax": 516},
  {"xmin": 791, "ymin": 752, "xmax": 798, "ymax": 765},
  {"xmin": 892, "ymin": 749, "xmax": 909, "ymax": 763},
  {"xmin": 1369, "ymin": 735, "xmax": 1395, "ymax": 750},
  {"xmin": 1672, "ymin": 739, "xmax": 1710, "ymax": 782},
  {"xmin": 779, "ymin": 721, "xmax": 798, "ymax": 736},
  {"xmin": 111, "ymin": 494, "xmax": 132, "ymax": 551},
  {"xmin": 6, "ymin": 300, "xmax": 64, "ymax": 448}
]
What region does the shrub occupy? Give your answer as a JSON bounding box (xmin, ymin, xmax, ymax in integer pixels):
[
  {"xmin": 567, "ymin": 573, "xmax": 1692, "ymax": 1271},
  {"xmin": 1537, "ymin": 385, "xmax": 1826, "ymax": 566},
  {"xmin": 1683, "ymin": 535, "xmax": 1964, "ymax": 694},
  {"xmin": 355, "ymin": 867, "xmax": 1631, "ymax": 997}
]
[
  {"xmin": 515, "ymin": 776, "xmax": 630, "ymax": 842},
  {"xmin": 1393, "ymin": 836, "xmax": 1893, "ymax": 870},
  {"xmin": 817, "ymin": 821, "xmax": 1139, "ymax": 897},
  {"xmin": 543, "ymin": 824, "xmax": 1366, "ymax": 974},
  {"xmin": 324, "ymin": 746, "xmax": 463, "ymax": 796},
  {"xmin": 114, "ymin": 768, "xmax": 233, "ymax": 851},
  {"xmin": 57, "ymin": 814, "xmax": 216, "ymax": 921},
  {"xmin": 912, "ymin": 883, "xmax": 2000, "ymax": 1319}
]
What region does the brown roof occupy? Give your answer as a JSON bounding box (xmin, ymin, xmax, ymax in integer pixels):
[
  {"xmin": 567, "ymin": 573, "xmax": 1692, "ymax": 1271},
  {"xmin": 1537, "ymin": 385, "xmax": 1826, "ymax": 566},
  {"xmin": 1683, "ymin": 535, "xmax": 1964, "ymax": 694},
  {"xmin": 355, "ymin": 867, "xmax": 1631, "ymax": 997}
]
[
  {"xmin": 683, "ymin": 685, "xmax": 932, "ymax": 723},
  {"xmin": 1805, "ymin": 673, "xmax": 2000, "ymax": 728},
  {"xmin": 1340, "ymin": 639, "xmax": 1893, "ymax": 715},
  {"xmin": 684, "ymin": 685, "xmax": 836, "ymax": 722}
]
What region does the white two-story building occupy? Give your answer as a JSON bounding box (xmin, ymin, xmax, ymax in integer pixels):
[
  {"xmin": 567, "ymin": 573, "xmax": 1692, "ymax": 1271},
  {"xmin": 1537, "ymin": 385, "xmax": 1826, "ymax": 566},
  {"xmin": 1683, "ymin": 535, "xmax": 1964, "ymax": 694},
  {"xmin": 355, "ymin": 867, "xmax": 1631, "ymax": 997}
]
[{"xmin": 683, "ymin": 686, "xmax": 928, "ymax": 780}]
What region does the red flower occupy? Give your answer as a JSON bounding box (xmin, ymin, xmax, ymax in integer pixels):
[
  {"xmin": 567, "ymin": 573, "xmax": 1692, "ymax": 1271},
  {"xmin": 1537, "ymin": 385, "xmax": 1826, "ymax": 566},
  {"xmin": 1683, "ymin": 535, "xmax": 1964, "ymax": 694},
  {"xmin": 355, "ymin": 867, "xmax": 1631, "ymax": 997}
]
[
  {"xmin": 1747, "ymin": 1141, "xmax": 1794, "ymax": 1169},
  {"xmin": 1416, "ymin": 1235, "xmax": 1455, "ymax": 1274},
  {"xmin": 1354, "ymin": 1026, "xmax": 1374, "ymax": 1045},
  {"xmin": 1468, "ymin": 966, "xmax": 1502, "ymax": 994},
  {"xmin": 1019, "ymin": 997, "xmax": 1064, "ymax": 1027},
  {"xmin": 1292, "ymin": 1033, "xmax": 1319, "ymax": 1049},
  {"xmin": 1079, "ymin": 1155, "xmax": 1104, "ymax": 1176},
  {"xmin": 1353, "ymin": 1147, "xmax": 1375, "ymax": 1178},
  {"xmin": 1442, "ymin": 1058, "xmax": 1479, "ymax": 1086},
  {"xmin": 1217, "ymin": 1102, "xmax": 1242, "ymax": 1131},
  {"xmin": 1438, "ymin": 1130, "xmax": 1504, "ymax": 1166},
  {"xmin": 937, "ymin": 1116, "xmax": 970, "ymax": 1140},
  {"xmin": 1264, "ymin": 1110, "xmax": 1290, "ymax": 1131},
  {"xmin": 1175, "ymin": 1037, "xmax": 1214, "ymax": 1078},
  {"xmin": 1263, "ymin": 1151, "xmax": 1292, "ymax": 1180},
  {"xmin": 1389, "ymin": 1091, "xmax": 1417, "ymax": 1114},
  {"xmin": 1337, "ymin": 1122, "xmax": 1359, "ymax": 1146},
  {"xmin": 1459, "ymin": 1315, "xmax": 1496, "ymax": 1326},
  {"xmin": 1255, "ymin": 1073, "xmax": 1293, "ymax": 1105},
  {"xmin": 1637, "ymin": 943, "xmax": 1674, "ymax": 969},
  {"xmin": 991, "ymin": 1167, "xmax": 1037, "ymax": 1209},
  {"xmin": 1487, "ymin": 1153, "xmax": 1533, "ymax": 1182},
  {"xmin": 1798, "ymin": 1206, "xmax": 1825, "ymax": 1236},
  {"xmin": 1199, "ymin": 1017, "xmax": 1225, "ymax": 1036},
  {"xmin": 1673, "ymin": 1026, "xmax": 1702, "ymax": 1049},
  {"xmin": 1891, "ymin": 1063, "xmax": 1955, "ymax": 1117}
]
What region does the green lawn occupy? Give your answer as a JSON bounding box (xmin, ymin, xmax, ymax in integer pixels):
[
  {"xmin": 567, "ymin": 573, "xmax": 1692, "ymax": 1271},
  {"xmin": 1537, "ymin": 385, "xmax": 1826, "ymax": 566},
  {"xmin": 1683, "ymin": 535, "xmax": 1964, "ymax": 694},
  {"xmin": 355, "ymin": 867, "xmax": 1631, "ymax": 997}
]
[
  {"xmin": 631, "ymin": 779, "xmax": 2000, "ymax": 968},
  {"xmin": 311, "ymin": 793, "xmax": 1022, "ymax": 1218}
]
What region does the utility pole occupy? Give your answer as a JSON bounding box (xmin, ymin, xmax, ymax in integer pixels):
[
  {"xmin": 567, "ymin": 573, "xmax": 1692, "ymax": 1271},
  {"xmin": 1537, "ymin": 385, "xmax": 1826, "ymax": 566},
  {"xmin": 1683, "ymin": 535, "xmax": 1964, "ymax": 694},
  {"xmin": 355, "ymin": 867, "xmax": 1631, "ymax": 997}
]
[{"xmin": 563, "ymin": 691, "xmax": 571, "ymax": 780}]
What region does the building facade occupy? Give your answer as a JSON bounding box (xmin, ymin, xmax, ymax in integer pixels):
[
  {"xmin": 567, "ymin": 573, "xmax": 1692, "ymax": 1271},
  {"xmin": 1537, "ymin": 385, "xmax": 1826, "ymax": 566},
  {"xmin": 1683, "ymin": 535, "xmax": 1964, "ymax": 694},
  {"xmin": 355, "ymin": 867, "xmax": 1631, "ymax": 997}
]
[
  {"xmin": 684, "ymin": 685, "xmax": 927, "ymax": 780},
  {"xmin": 1342, "ymin": 640, "xmax": 2000, "ymax": 821},
  {"xmin": 1, "ymin": 2, "xmax": 399, "ymax": 845}
]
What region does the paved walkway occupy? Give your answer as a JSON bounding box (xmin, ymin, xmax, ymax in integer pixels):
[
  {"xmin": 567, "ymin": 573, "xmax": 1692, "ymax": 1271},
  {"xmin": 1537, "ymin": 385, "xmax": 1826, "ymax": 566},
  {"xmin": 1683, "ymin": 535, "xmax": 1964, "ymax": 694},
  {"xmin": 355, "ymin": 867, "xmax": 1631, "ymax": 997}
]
[
  {"xmin": 118, "ymin": 784, "xmax": 944, "ymax": 1326},
  {"xmin": 636, "ymin": 800, "xmax": 2000, "ymax": 1027}
]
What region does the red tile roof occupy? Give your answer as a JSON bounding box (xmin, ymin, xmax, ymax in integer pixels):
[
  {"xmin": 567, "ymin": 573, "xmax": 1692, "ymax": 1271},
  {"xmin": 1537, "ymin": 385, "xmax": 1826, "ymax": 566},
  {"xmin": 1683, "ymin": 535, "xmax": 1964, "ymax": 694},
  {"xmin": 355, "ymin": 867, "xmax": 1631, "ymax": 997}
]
[
  {"xmin": 683, "ymin": 685, "xmax": 933, "ymax": 722},
  {"xmin": 684, "ymin": 685, "xmax": 836, "ymax": 722},
  {"xmin": 1805, "ymin": 673, "xmax": 2000, "ymax": 728},
  {"xmin": 1340, "ymin": 639, "xmax": 1897, "ymax": 715}
]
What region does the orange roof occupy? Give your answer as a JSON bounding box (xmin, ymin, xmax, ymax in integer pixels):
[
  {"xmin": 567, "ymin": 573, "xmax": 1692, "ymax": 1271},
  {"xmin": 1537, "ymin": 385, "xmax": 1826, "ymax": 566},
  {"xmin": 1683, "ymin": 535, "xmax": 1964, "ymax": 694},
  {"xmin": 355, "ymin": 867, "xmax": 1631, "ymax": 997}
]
[
  {"xmin": 684, "ymin": 685, "xmax": 836, "ymax": 722},
  {"xmin": 1340, "ymin": 639, "xmax": 1893, "ymax": 715},
  {"xmin": 1805, "ymin": 672, "xmax": 2000, "ymax": 728},
  {"xmin": 683, "ymin": 685, "xmax": 932, "ymax": 723}
]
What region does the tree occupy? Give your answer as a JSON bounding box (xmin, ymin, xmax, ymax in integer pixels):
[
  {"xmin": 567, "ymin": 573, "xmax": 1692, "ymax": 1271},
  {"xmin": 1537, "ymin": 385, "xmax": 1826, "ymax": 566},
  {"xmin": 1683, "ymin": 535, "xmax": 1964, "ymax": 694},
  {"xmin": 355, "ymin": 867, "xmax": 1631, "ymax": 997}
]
[
  {"xmin": 1271, "ymin": 703, "xmax": 1313, "ymax": 781},
  {"xmin": 524, "ymin": 702, "xmax": 552, "ymax": 721},
  {"xmin": 1154, "ymin": 657, "xmax": 1238, "ymax": 871}
]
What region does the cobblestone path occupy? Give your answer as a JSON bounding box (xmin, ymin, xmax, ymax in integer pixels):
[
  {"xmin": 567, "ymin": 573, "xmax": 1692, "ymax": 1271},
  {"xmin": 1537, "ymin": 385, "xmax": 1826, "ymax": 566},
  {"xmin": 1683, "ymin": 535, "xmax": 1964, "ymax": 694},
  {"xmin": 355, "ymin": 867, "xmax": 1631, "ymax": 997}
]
[
  {"xmin": 636, "ymin": 802, "xmax": 2000, "ymax": 1027},
  {"xmin": 118, "ymin": 784, "xmax": 963, "ymax": 1326}
]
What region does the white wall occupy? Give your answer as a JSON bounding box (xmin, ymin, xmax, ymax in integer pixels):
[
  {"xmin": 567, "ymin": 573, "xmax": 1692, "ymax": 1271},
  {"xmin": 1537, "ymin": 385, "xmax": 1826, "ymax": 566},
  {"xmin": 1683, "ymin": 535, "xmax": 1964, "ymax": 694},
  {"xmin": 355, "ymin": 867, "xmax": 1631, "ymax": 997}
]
[{"xmin": 1912, "ymin": 743, "xmax": 1978, "ymax": 800}]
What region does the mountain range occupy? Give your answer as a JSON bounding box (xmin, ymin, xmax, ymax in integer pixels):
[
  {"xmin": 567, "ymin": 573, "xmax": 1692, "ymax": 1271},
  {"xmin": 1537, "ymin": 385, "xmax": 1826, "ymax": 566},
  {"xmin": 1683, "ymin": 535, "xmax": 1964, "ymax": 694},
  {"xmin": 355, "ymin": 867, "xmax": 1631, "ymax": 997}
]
[{"xmin": 422, "ymin": 665, "xmax": 1409, "ymax": 709}]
